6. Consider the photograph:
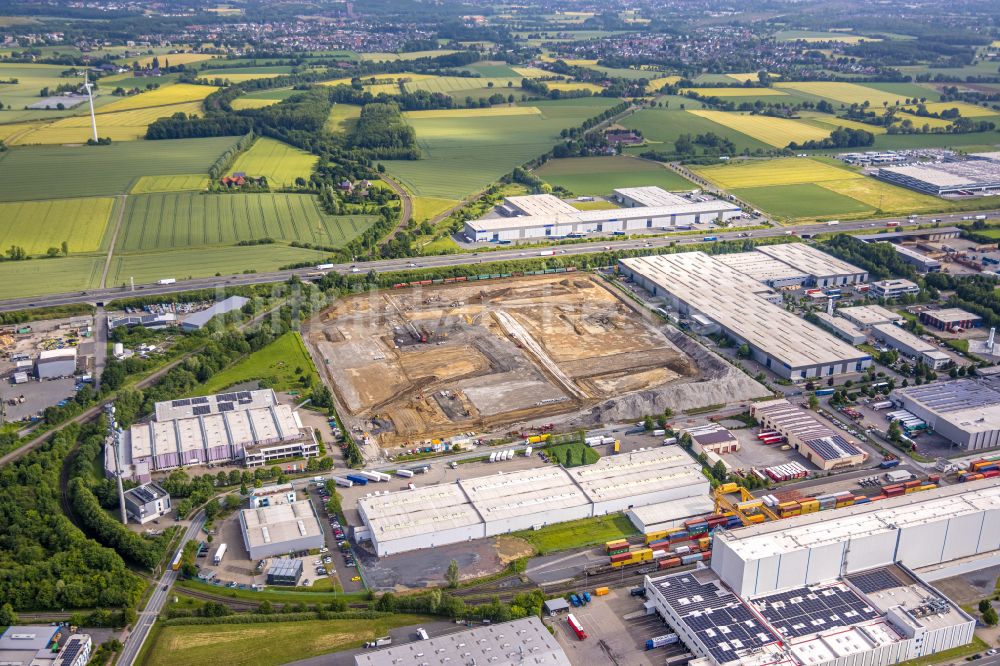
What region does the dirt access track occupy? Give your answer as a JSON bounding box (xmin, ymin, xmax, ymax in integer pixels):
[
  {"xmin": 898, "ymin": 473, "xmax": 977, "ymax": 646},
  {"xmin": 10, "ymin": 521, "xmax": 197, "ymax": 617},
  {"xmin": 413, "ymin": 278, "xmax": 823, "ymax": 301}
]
[{"xmin": 305, "ymin": 273, "xmax": 699, "ymax": 447}]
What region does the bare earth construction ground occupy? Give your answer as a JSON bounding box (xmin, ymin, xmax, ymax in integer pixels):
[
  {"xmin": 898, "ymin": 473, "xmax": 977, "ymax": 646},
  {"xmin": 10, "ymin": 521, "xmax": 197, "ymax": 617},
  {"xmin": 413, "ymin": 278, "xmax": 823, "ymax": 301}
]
[{"xmin": 307, "ymin": 274, "xmax": 706, "ymax": 448}]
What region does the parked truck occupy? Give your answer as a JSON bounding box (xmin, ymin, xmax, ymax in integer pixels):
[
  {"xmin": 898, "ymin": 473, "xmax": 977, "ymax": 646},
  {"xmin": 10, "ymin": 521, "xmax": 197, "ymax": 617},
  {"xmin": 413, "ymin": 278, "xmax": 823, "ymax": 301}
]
[
  {"xmin": 567, "ymin": 614, "xmax": 587, "ymax": 640},
  {"xmin": 316, "ymin": 263, "xmax": 335, "ymax": 271},
  {"xmin": 396, "ymin": 469, "xmax": 414, "ymax": 478},
  {"xmin": 213, "ymin": 543, "xmax": 227, "ymax": 565},
  {"xmin": 646, "ymin": 634, "xmax": 679, "ymax": 650},
  {"xmin": 345, "ymin": 474, "xmax": 369, "ymax": 485},
  {"xmin": 365, "ymin": 636, "xmax": 391, "ymax": 648}
]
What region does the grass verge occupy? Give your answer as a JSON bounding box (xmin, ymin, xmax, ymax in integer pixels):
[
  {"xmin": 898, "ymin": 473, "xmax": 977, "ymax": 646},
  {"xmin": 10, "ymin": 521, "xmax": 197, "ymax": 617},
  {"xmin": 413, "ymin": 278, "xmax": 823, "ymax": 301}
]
[{"xmin": 510, "ymin": 514, "xmax": 638, "ymax": 556}]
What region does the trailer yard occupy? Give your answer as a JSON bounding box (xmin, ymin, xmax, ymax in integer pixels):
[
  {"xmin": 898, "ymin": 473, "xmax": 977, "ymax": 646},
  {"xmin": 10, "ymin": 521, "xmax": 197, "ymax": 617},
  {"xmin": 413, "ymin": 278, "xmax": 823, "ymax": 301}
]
[{"xmin": 306, "ymin": 273, "xmax": 701, "ymax": 448}]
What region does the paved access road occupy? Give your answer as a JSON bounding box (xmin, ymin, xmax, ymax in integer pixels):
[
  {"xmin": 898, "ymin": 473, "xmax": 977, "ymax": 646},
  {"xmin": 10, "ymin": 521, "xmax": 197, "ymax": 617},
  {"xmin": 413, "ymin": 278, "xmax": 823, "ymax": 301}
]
[
  {"xmin": 0, "ymin": 212, "xmax": 992, "ymax": 314},
  {"xmin": 118, "ymin": 512, "xmax": 207, "ymax": 666}
]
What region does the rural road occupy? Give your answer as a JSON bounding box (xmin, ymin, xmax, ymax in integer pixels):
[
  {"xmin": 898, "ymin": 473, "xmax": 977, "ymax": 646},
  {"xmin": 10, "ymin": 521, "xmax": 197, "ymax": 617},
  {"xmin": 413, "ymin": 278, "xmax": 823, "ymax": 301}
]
[
  {"xmin": 0, "ymin": 211, "xmax": 988, "ymax": 315},
  {"xmin": 118, "ymin": 512, "xmax": 207, "ymax": 666},
  {"xmin": 377, "ymin": 174, "xmax": 413, "ymax": 243}
]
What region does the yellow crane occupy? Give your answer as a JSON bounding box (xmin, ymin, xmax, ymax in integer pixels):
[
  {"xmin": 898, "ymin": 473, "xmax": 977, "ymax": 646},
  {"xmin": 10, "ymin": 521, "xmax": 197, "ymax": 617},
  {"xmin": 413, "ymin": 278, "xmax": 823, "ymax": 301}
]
[{"xmin": 713, "ymin": 482, "xmax": 779, "ymax": 525}]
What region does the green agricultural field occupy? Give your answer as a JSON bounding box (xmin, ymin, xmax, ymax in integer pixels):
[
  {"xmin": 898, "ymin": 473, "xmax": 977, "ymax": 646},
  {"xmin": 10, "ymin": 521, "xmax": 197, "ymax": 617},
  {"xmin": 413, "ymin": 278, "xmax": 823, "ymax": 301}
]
[
  {"xmin": 199, "ymin": 65, "xmax": 293, "ymax": 81},
  {"xmin": 325, "ymin": 102, "xmax": 361, "ymax": 133},
  {"xmin": 535, "ymin": 156, "xmax": 693, "ymax": 194},
  {"xmin": 361, "ymin": 49, "xmax": 458, "ymax": 61},
  {"xmin": 0, "ymin": 63, "xmax": 123, "ymax": 122},
  {"xmin": 462, "ymin": 61, "xmax": 522, "ymax": 77},
  {"xmin": 130, "ymin": 174, "xmax": 209, "ymax": 194},
  {"xmin": 403, "ymin": 75, "xmax": 522, "ymax": 94},
  {"xmin": 585, "ymin": 65, "xmax": 666, "ymax": 80},
  {"xmin": 198, "ymin": 332, "xmax": 319, "ymax": 394},
  {"xmin": 411, "ymin": 196, "xmax": 459, "ymax": 222},
  {"xmin": 511, "ymin": 514, "xmax": 637, "ymax": 556},
  {"xmin": 0, "ymin": 137, "xmax": 240, "ymax": 201},
  {"xmin": 142, "ymin": 616, "xmax": 428, "ymax": 666},
  {"xmin": 732, "ymin": 184, "xmax": 871, "ymax": 219},
  {"xmin": 116, "ymin": 193, "xmax": 374, "ymax": 251},
  {"xmin": 104, "ymin": 244, "xmax": 329, "ymax": 286},
  {"xmin": 620, "ymin": 108, "xmax": 774, "ymax": 153},
  {"xmin": 0, "ymin": 197, "xmax": 116, "ymax": 254},
  {"xmin": 381, "ymin": 97, "xmax": 618, "ymax": 199},
  {"xmin": 0, "ymin": 255, "xmax": 104, "ymax": 299},
  {"xmin": 227, "ymin": 137, "xmax": 318, "ymax": 187}
]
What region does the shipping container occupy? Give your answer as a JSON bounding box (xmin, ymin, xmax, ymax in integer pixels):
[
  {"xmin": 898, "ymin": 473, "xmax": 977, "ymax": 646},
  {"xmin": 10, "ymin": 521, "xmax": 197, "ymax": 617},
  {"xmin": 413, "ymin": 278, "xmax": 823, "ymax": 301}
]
[
  {"xmin": 681, "ymin": 553, "xmax": 703, "ymax": 565},
  {"xmin": 610, "ymin": 552, "xmax": 632, "ymax": 563},
  {"xmin": 595, "ymin": 587, "xmax": 610, "ymax": 596},
  {"xmin": 657, "ymin": 557, "xmax": 682, "ymax": 570},
  {"xmin": 396, "ymin": 469, "xmax": 414, "ymax": 478},
  {"xmin": 646, "ymin": 634, "xmax": 679, "ymax": 650},
  {"xmin": 345, "ymin": 474, "xmax": 369, "ymax": 485}
]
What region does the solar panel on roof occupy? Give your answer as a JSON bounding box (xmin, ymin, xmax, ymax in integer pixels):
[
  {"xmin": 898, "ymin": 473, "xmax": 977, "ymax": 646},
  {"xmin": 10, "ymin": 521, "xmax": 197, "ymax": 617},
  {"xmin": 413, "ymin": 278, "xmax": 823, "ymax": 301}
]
[
  {"xmin": 171, "ymin": 399, "xmax": 191, "ymax": 407},
  {"xmin": 849, "ymin": 569, "xmax": 904, "ymax": 595},
  {"xmin": 751, "ymin": 584, "xmax": 879, "ymax": 639},
  {"xmin": 218, "ymin": 402, "xmax": 234, "ymax": 412},
  {"xmin": 192, "ymin": 405, "xmax": 211, "ymax": 416},
  {"xmin": 192, "ymin": 396, "xmax": 209, "ymax": 404}
]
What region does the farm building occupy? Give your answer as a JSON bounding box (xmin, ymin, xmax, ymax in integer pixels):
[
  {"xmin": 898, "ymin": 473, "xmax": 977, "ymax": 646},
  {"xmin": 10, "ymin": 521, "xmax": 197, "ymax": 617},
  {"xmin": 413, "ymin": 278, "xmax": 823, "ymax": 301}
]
[
  {"xmin": 358, "ymin": 448, "xmax": 706, "ymax": 557},
  {"xmin": 754, "ymin": 243, "xmax": 869, "ymax": 287},
  {"xmin": 838, "ymin": 305, "xmax": 905, "ymax": 329},
  {"xmin": 122, "ymin": 482, "xmax": 171, "ymax": 524},
  {"xmin": 181, "ymin": 296, "xmax": 249, "ymax": 331},
  {"xmin": 875, "ymin": 160, "xmax": 1000, "ymax": 196},
  {"xmin": 814, "ymin": 312, "xmax": 868, "ymax": 345},
  {"xmin": 646, "ymin": 563, "xmax": 974, "ymax": 666},
  {"xmin": 871, "ymin": 324, "xmax": 951, "ymax": 369},
  {"xmin": 108, "ymin": 389, "xmax": 317, "ymax": 481},
  {"xmin": 710, "ymin": 478, "xmax": 1000, "ymax": 597},
  {"xmin": 870, "ymin": 279, "xmax": 920, "ymax": 300},
  {"xmin": 620, "ymin": 253, "xmax": 872, "ymax": 380},
  {"xmin": 918, "ymin": 308, "xmax": 982, "ymax": 331},
  {"xmin": 684, "ymin": 423, "xmax": 740, "ymax": 455},
  {"xmin": 239, "ymin": 499, "xmax": 324, "ymax": 559},
  {"xmin": 36, "ymin": 348, "xmax": 77, "ymax": 379},
  {"xmin": 354, "ymin": 617, "xmax": 570, "ymax": 666},
  {"xmin": 891, "ymin": 377, "xmax": 1000, "ymax": 450},
  {"xmin": 750, "ymin": 399, "xmax": 867, "ymax": 470},
  {"xmin": 465, "ymin": 187, "xmax": 741, "ymax": 242}
]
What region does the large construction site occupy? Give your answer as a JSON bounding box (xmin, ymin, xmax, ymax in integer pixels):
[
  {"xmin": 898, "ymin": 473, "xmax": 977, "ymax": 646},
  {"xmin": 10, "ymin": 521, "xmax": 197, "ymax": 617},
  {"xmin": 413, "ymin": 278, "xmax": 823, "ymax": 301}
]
[{"xmin": 306, "ymin": 273, "xmax": 738, "ymax": 448}]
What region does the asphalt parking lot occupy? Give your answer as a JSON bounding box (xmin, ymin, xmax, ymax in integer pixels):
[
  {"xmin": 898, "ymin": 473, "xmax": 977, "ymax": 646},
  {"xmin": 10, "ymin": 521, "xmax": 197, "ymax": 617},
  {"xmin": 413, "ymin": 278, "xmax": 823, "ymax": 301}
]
[
  {"xmin": 551, "ymin": 588, "xmax": 687, "ymax": 666},
  {"xmin": 1, "ymin": 376, "xmax": 77, "ymax": 422},
  {"xmin": 309, "ymin": 484, "xmax": 366, "ymax": 593}
]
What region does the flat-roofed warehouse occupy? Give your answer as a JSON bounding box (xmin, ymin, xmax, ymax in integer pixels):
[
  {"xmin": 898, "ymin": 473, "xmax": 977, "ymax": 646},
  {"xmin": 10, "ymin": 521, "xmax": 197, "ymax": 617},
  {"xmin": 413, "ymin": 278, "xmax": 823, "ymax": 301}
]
[
  {"xmin": 710, "ymin": 478, "xmax": 1000, "ymax": 597},
  {"xmin": 358, "ymin": 483, "xmax": 485, "ymax": 557},
  {"xmin": 754, "ymin": 243, "xmax": 869, "ymax": 286},
  {"xmin": 918, "ymin": 308, "xmax": 982, "ymax": 331},
  {"xmin": 239, "ymin": 499, "xmax": 324, "ymax": 559},
  {"xmin": 354, "ymin": 617, "xmax": 571, "ymax": 666},
  {"xmin": 464, "ymin": 187, "xmax": 741, "ymax": 242},
  {"xmin": 645, "ymin": 562, "xmax": 975, "ymax": 666},
  {"xmin": 357, "ymin": 447, "xmax": 708, "ymax": 556},
  {"xmin": 565, "ymin": 447, "xmax": 710, "ymax": 515},
  {"xmin": 814, "ymin": 312, "xmax": 868, "ymax": 345},
  {"xmin": 620, "ymin": 253, "xmax": 872, "ymax": 380},
  {"xmin": 714, "ymin": 252, "xmax": 810, "ymax": 288},
  {"xmin": 876, "ymin": 160, "xmax": 1000, "ymax": 196},
  {"xmin": 751, "ymin": 398, "xmax": 867, "ymax": 470},
  {"xmin": 838, "ymin": 305, "xmax": 904, "ymax": 329},
  {"xmin": 457, "ymin": 466, "xmax": 591, "ymax": 536},
  {"xmin": 871, "ymin": 323, "xmax": 951, "ymax": 369},
  {"xmin": 891, "ymin": 377, "xmax": 1000, "ymax": 450}
]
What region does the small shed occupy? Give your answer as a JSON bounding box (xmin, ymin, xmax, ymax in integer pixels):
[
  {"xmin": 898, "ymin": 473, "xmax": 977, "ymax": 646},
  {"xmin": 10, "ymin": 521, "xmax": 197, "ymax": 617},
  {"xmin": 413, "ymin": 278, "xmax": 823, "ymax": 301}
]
[{"xmin": 543, "ymin": 598, "xmax": 570, "ymax": 616}]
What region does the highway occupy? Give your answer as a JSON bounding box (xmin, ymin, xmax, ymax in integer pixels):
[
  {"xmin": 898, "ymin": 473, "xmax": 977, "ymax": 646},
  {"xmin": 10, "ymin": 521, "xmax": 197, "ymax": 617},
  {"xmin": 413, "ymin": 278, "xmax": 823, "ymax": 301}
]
[
  {"xmin": 0, "ymin": 211, "xmax": 991, "ymax": 314},
  {"xmin": 118, "ymin": 512, "xmax": 207, "ymax": 666}
]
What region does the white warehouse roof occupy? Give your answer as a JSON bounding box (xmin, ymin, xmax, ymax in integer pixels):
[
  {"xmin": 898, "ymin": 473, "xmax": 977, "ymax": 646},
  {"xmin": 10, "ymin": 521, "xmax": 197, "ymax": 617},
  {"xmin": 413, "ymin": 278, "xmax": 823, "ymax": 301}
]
[
  {"xmin": 467, "ymin": 200, "xmax": 739, "ymax": 233},
  {"xmin": 621, "ymin": 253, "xmax": 867, "ymax": 370},
  {"xmin": 358, "ymin": 483, "xmax": 482, "ymax": 543},
  {"xmin": 566, "ymin": 447, "xmax": 705, "ymax": 504},
  {"xmin": 240, "ymin": 500, "xmax": 323, "ymax": 550},
  {"xmin": 457, "ymin": 466, "xmax": 590, "ymax": 521},
  {"xmin": 615, "ymin": 186, "xmax": 691, "ymax": 206},
  {"xmin": 755, "ymin": 243, "xmax": 869, "ymax": 280}
]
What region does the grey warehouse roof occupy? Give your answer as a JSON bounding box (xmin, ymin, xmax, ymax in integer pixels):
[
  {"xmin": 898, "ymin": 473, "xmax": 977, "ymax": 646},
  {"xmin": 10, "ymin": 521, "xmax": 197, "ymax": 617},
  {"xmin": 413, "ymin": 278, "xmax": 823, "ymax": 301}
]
[
  {"xmin": 895, "ymin": 377, "xmax": 1000, "ymax": 433},
  {"xmin": 622, "ymin": 253, "xmax": 868, "ymax": 370},
  {"xmin": 354, "ymin": 617, "xmax": 571, "ymax": 666}
]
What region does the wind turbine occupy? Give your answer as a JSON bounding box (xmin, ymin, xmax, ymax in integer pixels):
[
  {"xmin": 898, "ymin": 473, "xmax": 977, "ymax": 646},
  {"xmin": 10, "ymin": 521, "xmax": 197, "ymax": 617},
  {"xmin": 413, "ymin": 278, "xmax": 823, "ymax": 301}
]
[{"xmin": 83, "ymin": 67, "xmax": 98, "ymax": 142}]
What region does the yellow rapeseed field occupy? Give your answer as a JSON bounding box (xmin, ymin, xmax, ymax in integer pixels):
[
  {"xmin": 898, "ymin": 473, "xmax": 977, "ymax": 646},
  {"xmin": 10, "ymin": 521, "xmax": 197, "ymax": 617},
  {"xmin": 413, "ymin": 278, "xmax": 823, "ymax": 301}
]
[
  {"xmin": 687, "ymin": 110, "xmax": 831, "ymax": 147},
  {"xmin": 693, "ymin": 157, "xmax": 862, "ymax": 189},
  {"xmin": 96, "ymin": 83, "xmax": 218, "ymax": 113}
]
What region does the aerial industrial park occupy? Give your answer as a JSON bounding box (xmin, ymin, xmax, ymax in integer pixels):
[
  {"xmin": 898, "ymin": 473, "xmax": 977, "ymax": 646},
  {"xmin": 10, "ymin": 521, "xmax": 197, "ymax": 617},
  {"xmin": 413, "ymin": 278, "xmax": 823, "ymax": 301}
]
[{"xmin": 4, "ymin": 1, "xmax": 1000, "ymax": 666}]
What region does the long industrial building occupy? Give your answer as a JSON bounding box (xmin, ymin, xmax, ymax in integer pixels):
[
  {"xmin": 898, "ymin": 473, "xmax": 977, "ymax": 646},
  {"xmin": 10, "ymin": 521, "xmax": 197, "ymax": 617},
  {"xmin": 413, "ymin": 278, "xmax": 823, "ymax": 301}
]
[
  {"xmin": 646, "ymin": 563, "xmax": 974, "ymax": 666},
  {"xmin": 891, "ymin": 377, "xmax": 1000, "ymax": 450},
  {"xmin": 711, "ymin": 478, "xmax": 1000, "ymax": 598},
  {"xmin": 239, "ymin": 499, "xmax": 325, "ymax": 559},
  {"xmin": 751, "ymin": 399, "xmax": 868, "ymax": 470},
  {"xmin": 876, "ymin": 160, "xmax": 1000, "ymax": 196},
  {"xmin": 620, "ymin": 253, "xmax": 872, "ymax": 380},
  {"xmin": 754, "ymin": 243, "xmax": 869, "ymax": 287},
  {"xmin": 107, "ymin": 389, "xmax": 318, "ymax": 482},
  {"xmin": 871, "ymin": 324, "xmax": 951, "ymax": 369},
  {"xmin": 464, "ymin": 187, "xmax": 742, "ymax": 242},
  {"xmin": 357, "ymin": 448, "xmax": 708, "ymax": 556}
]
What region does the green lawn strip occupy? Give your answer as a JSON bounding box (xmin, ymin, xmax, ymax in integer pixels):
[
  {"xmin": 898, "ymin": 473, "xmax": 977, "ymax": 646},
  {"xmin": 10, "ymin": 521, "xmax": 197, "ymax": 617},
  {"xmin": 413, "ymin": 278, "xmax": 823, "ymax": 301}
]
[
  {"xmin": 176, "ymin": 578, "xmax": 368, "ymax": 605},
  {"xmin": 892, "ymin": 635, "xmax": 988, "ymax": 666},
  {"xmin": 511, "ymin": 514, "xmax": 638, "ymax": 556},
  {"xmin": 731, "ymin": 183, "xmax": 871, "ymax": 220},
  {"xmin": 196, "ymin": 331, "xmax": 319, "ymax": 394},
  {"xmin": 142, "ymin": 615, "xmax": 427, "ymax": 666}
]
